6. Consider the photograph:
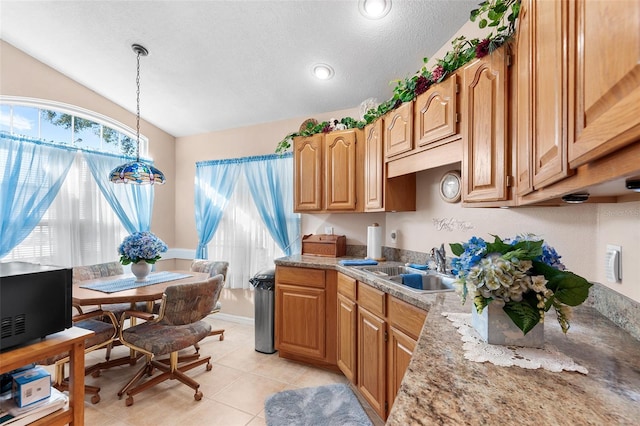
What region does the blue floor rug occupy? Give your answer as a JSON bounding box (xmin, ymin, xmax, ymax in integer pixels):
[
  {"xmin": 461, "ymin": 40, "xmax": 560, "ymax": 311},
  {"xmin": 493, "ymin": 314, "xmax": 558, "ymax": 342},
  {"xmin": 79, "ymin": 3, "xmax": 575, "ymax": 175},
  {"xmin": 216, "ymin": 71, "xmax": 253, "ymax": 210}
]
[{"xmin": 264, "ymin": 383, "xmax": 373, "ymax": 426}]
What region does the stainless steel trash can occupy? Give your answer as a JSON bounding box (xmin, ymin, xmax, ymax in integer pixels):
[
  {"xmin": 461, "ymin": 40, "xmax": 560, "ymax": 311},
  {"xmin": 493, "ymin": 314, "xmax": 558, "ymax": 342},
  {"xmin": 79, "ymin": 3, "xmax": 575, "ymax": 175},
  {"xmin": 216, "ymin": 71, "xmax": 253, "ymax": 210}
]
[{"xmin": 250, "ymin": 268, "xmax": 276, "ymax": 354}]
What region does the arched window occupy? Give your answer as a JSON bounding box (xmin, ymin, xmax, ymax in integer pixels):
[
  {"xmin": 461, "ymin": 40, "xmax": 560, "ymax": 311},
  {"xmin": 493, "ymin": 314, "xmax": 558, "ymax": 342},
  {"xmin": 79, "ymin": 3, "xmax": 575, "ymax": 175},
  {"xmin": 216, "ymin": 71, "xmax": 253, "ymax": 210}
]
[
  {"xmin": 0, "ymin": 97, "xmax": 147, "ymax": 267},
  {"xmin": 0, "ymin": 96, "xmax": 147, "ymax": 156}
]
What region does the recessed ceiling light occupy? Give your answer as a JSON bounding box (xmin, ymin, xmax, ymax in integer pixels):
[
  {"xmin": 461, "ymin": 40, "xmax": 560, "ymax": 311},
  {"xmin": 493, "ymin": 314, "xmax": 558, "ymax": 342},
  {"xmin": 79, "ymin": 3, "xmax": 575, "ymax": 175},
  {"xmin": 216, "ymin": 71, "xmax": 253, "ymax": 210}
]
[
  {"xmin": 312, "ymin": 63, "xmax": 334, "ymax": 80},
  {"xmin": 359, "ymin": 0, "xmax": 392, "ymax": 19}
]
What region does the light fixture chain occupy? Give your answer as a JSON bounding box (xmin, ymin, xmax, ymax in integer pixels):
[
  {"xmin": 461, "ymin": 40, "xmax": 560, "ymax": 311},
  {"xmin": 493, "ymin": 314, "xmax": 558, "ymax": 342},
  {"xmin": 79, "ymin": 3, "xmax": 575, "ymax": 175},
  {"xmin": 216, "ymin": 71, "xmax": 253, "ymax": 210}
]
[{"xmin": 135, "ymin": 49, "xmax": 141, "ymax": 161}]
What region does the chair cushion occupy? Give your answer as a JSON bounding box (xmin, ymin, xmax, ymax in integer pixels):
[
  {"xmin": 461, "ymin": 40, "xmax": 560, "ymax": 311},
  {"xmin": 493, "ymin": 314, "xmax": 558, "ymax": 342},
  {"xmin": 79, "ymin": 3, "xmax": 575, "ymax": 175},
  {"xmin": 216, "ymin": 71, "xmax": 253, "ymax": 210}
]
[
  {"xmin": 73, "ymin": 262, "xmax": 123, "ymax": 285},
  {"xmin": 122, "ymin": 320, "xmax": 212, "ymax": 356},
  {"xmin": 38, "ymin": 319, "xmax": 114, "ymax": 365}
]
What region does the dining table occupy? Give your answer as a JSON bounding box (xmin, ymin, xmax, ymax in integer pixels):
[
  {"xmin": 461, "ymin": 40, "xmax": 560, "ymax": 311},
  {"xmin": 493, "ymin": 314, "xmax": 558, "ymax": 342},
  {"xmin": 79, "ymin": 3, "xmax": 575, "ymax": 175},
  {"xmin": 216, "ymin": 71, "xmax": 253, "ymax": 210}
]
[{"xmin": 72, "ymin": 270, "xmax": 210, "ymax": 308}]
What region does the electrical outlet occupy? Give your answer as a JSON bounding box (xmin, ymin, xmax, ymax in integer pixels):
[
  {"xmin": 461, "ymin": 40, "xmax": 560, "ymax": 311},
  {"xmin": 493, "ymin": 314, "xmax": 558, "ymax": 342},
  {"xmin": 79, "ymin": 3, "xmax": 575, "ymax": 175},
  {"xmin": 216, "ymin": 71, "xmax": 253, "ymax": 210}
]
[
  {"xmin": 605, "ymin": 244, "xmax": 622, "ymax": 283},
  {"xmin": 324, "ymin": 226, "xmax": 333, "ymax": 235},
  {"xmin": 390, "ymin": 230, "xmax": 397, "ymax": 243}
]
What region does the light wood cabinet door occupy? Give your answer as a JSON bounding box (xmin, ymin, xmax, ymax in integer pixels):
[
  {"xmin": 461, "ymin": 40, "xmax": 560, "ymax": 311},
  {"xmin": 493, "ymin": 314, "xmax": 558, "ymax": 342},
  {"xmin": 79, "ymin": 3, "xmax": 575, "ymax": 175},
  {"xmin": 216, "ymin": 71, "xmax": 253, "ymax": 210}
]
[
  {"xmin": 387, "ymin": 326, "xmax": 417, "ymax": 411},
  {"xmin": 275, "ymin": 283, "xmax": 326, "ymax": 361},
  {"xmin": 337, "ymin": 293, "xmax": 357, "ymax": 384},
  {"xmin": 384, "ymin": 101, "xmax": 413, "ymax": 159},
  {"xmin": 364, "ymin": 120, "xmax": 385, "ymax": 211},
  {"xmin": 293, "ymin": 134, "xmax": 323, "ymax": 211},
  {"xmin": 325, "ymin": 129, "xmax": 359, "ymax": 210},
  {"xmin": 357, "ymin": 306, "xmax": 387, "ymax": 419},
  {"xmin": 531, "ymin": 0, "xmax": 573, "ymax": 189},
  {"xmin": 569, "ymin": 0, "xmax": 640, "ymax": 168},
  {"xmin": 514, "ymin": 0, "xmax": 534, "ymax": 196},
  {"xmin": 414, "ymin": 74, "xmax": 459, "ymax": 147},
  {"xmin": 461, "ymin": 48, "xmax": 509, "ymax": 202}
]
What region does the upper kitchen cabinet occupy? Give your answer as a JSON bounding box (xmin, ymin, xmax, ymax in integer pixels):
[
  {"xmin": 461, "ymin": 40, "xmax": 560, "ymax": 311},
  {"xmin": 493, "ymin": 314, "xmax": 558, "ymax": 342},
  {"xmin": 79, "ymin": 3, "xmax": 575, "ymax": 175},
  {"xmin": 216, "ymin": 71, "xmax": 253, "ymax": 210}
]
[
  {"xmin": 514, "ymin": 0, "xmax": 574, "ymax": 194},
  {"xmin": 568, "ymin": 0, "xmax": 640, "ymax": 168},
  {"xmin": 461, "ymin": 46, "xmax": 510, "ymax": 203},
  {"xmin": 414, "ymin": 73, "xmax": 460, "ymax": 148},
  {"xmin": 293, "ymin": 128, "xmax": 364, "ymax": 213},
  {"xmin": 363, "ymin": 120, "xmax": 416, "ymax": 212},
  {"xmin": 294, "ymin": 133, "xmax": 323, "ymax": 211},
  {"xmin": 530, "ymin": 0, "xmax": 573, "ymax": 189},
  {"xmin": 383, "ymin": 102, "xmax": 413, "ymax": 159}
]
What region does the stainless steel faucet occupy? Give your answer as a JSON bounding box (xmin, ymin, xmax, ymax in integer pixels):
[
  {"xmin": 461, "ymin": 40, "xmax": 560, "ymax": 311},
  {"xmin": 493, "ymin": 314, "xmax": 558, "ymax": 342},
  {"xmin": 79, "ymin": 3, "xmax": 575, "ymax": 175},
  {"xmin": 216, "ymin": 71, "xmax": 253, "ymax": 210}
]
[{"xmin": 430, "ymin": 244, "xmax": 447, "ymax": 273}]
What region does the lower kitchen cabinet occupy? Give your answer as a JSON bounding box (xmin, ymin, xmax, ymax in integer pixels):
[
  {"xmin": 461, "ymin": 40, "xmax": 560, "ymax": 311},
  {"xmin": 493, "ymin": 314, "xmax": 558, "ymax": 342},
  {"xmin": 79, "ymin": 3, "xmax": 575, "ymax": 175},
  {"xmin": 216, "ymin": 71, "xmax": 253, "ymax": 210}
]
[
  {"xmin": 342, "ymin": 278, "xmax": 426, "ymax": 420},
  {"xmin": 275, "ymin": 265, "xmax": 337, "ymax": 367},
  {"xmin": 337, "ymin": 273, "xmax": 358, "ymax": 383},
  {"xmin": 387, "ymin": 326, "xmax": 417, "ymax": 406},
  {"xmin": 279, "ymin": 268, "xmax": 426, "ymax": 420},
  {"xmin": 358, "ymin": 305, "xmax": 387, "ymax": 417}
]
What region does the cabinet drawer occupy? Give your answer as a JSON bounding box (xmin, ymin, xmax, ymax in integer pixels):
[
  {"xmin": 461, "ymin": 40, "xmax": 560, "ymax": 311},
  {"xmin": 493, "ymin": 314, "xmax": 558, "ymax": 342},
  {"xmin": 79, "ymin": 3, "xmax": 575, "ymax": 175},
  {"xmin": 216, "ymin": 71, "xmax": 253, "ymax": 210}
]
[
  {"xmin": 357, "ymin": 282, "xmax": 385, "ymax": 317},
  {"xmin": 337, "ymin": 273, "xmax": 356, "ymax": 301},
  {"xmin": 276, "ymin": 266, "xmax": 325, "ymax": 289},
  {"xmin": 388, "ymin": 297, "xmax": 427, "ymax": 340}
]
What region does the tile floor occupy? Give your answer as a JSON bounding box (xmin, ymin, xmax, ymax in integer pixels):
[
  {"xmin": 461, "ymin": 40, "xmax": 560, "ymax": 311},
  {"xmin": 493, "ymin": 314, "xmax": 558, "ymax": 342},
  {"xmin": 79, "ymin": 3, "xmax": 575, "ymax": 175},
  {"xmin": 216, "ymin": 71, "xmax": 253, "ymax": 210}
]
[{"xmin": 52, "ymin": 316, "xmax": 384, "ymax": 426}]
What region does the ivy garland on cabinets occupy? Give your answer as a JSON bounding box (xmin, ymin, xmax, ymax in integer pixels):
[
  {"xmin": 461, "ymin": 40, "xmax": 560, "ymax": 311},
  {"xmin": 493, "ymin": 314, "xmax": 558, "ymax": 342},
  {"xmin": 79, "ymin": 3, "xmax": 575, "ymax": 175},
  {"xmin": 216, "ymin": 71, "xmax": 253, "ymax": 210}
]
[{"xmin": 275, "ymin": 0, "xmax": 521, "ymax": 154}]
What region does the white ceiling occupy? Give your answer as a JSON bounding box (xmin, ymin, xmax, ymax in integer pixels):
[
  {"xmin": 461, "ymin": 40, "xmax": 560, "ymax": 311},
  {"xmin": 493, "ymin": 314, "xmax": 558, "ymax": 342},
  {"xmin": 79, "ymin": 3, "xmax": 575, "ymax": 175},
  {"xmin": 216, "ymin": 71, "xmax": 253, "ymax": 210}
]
[{"xmin": 0, "ymin": 0, "xmax": 476, "ymax": 138}]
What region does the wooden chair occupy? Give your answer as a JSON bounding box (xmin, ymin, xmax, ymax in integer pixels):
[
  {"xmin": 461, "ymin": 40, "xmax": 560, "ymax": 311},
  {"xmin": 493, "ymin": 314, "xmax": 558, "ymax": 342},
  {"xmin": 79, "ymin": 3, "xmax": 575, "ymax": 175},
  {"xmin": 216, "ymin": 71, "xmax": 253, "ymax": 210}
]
[
  {"xmin": 72, "ymin": 261, "xmax": 147, "ymax": 374},
  {"xmin": 116, "ymin": 275, "xmax": 223, "ymax": 406},
  {"xmin": 38, "ymin": 309, "xmax": 118, "ymax": 404},
  {"xmin": 190, "ymin": 260, "xmax": 229, "ymax": 341}
]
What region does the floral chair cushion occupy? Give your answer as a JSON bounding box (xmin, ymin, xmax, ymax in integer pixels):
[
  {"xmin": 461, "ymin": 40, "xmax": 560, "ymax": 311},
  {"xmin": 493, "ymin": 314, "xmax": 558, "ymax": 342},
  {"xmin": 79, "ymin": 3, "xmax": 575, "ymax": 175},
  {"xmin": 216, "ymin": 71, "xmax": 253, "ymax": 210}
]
[
  {"xmin": 72, "ymin": 261, "xmax": 123, "ymax": 285},
  {"xmin": 121, "ymin": 276, "xmax": 223, "ymax": 357},
  {"xmin": 190, "ymin": 260, "xmax": 229, "ymax": 281}
]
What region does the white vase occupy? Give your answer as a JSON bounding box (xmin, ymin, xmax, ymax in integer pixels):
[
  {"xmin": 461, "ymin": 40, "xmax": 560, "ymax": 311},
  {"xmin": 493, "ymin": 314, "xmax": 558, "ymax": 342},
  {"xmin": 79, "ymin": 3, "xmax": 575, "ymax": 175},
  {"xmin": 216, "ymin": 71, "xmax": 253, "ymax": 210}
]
[
  {"xmin": 131, "ymin": 261, "xmax": 152, "ymax": 282},
  {"xmin": 471, "ymin": 302, "xmax": 544, "ymax": 348}
]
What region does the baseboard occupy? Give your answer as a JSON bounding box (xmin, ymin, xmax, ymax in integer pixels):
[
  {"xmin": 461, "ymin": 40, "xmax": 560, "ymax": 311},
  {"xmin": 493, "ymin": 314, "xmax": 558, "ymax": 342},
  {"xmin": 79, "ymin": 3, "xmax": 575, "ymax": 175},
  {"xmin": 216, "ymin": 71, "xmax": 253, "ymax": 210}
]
[{"xmin": 214, "ymin": 312, "xmax": 254, "ymax": 326}]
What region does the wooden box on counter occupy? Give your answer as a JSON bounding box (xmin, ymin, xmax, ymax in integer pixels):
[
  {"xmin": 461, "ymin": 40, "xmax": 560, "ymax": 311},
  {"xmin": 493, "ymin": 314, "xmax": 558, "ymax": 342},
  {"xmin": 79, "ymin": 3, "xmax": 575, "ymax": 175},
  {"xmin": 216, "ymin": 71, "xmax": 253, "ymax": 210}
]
[{"xmin": 301, "ymin": 234, "xmax": 346, "ymax": 257}]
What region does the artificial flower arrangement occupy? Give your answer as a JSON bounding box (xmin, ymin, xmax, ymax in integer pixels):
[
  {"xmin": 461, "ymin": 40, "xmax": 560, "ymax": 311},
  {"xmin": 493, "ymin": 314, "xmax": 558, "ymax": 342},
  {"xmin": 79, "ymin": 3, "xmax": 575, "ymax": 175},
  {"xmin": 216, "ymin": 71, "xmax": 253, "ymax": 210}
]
[
  {"xmin": 117, "ymin": 231, "xmax": 168, "ymax": 265},
  {"xmin": 449, "ymin": 234, "xmax": 592, "ymax": 335},
  {"xmin": 275, "ymin": 0, "xmax": 521, "ymax": 154}
]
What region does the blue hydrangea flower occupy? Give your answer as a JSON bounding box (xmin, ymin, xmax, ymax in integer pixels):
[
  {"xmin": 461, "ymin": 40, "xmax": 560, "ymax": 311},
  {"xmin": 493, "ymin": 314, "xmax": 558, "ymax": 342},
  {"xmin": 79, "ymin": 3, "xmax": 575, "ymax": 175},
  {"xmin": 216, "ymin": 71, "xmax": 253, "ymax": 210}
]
[{"xmin": 117, "ymin": 231, "xmax": 168, "ymax": 264}]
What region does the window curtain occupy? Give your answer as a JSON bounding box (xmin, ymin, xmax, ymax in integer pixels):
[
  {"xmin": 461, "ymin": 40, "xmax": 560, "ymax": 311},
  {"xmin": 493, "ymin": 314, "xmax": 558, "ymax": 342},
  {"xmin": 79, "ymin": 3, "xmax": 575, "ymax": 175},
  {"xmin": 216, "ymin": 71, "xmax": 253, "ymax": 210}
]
[
  {"xmin": 83, "ymin": 151, "xmax": 153, "ymax": 233},
  {"xmin": 206, "ymin": 173, "xmax": 285, "ymax": 289},
  {"xmin": 195, "ymin": 153, "xmax": 300, "ymax": 289},
  {"xmin": 0, "ymin": 133, "xmax": 76, "ymax": 258},
  {"xmin": 194, "ymin": 160, "xmax": 241, "ymax": 259},
  {"xmin": 243, "ymin": 153, "xmax": 300, "ymax": 256},
  {"xmin": 17, "ymin": 154, "xmax": 128, "ymax": 267}
]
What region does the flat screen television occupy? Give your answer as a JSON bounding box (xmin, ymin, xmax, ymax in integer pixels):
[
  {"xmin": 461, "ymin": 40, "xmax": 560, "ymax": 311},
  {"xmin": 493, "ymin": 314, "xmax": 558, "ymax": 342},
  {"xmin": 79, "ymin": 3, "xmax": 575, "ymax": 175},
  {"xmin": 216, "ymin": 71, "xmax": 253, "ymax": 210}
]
[{"xmin": 0, "ymin": 262, "xmax": 72, "ymax": 352}]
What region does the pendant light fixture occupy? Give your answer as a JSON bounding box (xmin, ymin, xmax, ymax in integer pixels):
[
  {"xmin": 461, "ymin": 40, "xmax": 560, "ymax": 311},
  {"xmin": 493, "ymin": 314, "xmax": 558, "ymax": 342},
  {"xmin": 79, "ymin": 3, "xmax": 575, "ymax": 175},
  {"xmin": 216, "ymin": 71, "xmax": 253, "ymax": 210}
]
[{"xmin": 109, "ymin": 44, "xmax": 166, "ymax": 185}]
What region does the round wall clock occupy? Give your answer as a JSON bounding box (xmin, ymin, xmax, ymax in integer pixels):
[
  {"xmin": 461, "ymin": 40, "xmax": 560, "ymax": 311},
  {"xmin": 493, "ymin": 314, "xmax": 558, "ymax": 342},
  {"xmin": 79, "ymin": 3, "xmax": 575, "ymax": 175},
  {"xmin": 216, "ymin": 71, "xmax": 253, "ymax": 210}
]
[{"xmin": 439, "ymin": 170, "xmax": 461, "ymax": 203}]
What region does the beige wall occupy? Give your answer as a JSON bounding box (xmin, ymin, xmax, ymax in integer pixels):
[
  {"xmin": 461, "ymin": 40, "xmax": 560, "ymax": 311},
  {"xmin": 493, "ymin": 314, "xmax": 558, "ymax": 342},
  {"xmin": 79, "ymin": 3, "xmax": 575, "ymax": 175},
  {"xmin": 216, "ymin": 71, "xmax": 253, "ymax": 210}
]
[{"xmin": 0, "ymin": 40, "xmax": 176, "ymax": 249}]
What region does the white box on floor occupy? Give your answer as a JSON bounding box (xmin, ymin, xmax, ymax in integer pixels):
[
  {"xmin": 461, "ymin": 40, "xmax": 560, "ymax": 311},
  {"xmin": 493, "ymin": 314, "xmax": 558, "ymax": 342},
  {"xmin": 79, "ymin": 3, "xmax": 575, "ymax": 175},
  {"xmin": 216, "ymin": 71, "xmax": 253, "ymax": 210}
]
[{"xmin": 11, "ymin": 366, "xmax": 51, "ymax": 408}]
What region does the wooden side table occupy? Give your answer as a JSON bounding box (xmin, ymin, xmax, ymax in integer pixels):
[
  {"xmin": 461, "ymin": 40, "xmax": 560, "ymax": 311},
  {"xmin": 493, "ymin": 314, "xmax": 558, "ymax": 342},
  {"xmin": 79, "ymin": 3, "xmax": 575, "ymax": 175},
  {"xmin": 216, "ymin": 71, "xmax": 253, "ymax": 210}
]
[{"xmin": 1, "ymin": 327, "xmax": 93, "ymax": 425}]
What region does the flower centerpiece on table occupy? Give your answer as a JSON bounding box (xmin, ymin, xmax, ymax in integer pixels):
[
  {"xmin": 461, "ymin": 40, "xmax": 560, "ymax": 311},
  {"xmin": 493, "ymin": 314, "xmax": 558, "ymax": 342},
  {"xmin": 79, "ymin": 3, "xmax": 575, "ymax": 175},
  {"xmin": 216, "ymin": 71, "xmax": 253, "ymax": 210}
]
[
  {"xmin": 117, "ymin": 231, "xmax": 168, "ymax": 265},
  {"xmin": 449, "ymin": 234, "xmax": 592, "ymax": 335}
]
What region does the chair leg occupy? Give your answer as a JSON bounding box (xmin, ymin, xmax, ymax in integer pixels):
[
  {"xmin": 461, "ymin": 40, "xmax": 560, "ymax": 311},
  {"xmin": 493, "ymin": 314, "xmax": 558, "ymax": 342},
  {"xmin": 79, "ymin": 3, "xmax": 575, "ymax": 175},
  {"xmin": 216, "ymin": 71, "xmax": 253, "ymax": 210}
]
[
  {"xmin": 122, "ymin": 351, "xmax": 212, "ymax": 406},
  {"xmin": 210, "ymin": 328, "xmax": 225, "ymax": 341}
]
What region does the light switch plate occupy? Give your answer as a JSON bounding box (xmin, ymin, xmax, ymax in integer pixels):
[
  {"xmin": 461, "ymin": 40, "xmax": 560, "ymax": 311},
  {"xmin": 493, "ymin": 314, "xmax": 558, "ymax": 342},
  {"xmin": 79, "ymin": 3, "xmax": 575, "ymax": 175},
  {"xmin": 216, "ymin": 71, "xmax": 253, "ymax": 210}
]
[{"xmin": 605, "ymin": 244, "xmax": 622, "ymax": 283}]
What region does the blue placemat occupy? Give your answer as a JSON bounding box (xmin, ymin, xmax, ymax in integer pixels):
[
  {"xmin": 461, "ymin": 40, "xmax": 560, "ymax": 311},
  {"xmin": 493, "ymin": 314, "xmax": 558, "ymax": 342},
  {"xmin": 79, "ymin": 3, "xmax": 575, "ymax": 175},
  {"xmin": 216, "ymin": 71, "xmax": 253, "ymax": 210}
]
[{"xmin": 79, "ymin": 271, "xmax": 193, "ymax": 293}]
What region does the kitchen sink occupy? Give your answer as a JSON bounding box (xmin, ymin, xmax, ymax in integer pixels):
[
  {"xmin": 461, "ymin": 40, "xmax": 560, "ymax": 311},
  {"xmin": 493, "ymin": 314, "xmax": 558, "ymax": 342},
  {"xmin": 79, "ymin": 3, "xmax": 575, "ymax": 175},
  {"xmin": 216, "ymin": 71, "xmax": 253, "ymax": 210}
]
[
  {"xmin": 387, "ymin": 273, "xmax": 455, "ymax": 292},
  {"xmin": 355, "ymin": 265, "xmax": 456, "ymax": 293}
]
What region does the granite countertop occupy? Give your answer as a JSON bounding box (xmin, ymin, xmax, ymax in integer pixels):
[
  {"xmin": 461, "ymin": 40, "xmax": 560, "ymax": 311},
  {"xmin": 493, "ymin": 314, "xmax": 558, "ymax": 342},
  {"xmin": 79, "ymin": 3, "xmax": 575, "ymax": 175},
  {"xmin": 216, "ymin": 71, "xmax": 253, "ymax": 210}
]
[{"xmin": 275, "ymin": 255, "xmax": 640, "ymax": 425}]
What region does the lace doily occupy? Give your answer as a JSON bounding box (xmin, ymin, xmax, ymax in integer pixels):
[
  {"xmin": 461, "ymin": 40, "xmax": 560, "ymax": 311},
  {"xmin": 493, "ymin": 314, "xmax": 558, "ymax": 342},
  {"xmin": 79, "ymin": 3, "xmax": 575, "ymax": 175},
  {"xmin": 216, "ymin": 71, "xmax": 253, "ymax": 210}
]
[{"xmin": 442, "ymin": 312, "xmax": 588, "ymax": 374}]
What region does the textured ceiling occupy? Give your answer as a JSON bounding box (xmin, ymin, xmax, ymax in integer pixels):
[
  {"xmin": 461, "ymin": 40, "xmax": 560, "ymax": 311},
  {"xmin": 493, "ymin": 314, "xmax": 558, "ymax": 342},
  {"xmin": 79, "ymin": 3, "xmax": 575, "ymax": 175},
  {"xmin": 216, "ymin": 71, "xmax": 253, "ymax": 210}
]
[{"xmin": 0, "ymin": 0, "xmax": 476, "ymax": 137}]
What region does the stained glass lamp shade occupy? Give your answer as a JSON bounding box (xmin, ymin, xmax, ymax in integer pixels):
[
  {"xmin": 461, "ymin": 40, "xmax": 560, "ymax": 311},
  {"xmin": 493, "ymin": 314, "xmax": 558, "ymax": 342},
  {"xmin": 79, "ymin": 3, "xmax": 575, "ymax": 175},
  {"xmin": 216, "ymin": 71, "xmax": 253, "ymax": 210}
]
[{"xmin": 109, "ymin": 44, "xmax": 166, "ymax": 185}]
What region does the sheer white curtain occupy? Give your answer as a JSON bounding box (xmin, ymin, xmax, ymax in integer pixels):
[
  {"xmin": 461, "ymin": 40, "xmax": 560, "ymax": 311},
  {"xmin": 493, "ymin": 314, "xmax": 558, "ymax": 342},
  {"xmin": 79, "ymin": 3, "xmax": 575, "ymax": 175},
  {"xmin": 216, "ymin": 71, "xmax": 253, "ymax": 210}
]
[
  {"xmin": 6, "ymin": 154, "xmax": 127, "ymax": 267},
  {"xmin": 206, "ymin": 173, "xmax": 284, "ymax": 289}
]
